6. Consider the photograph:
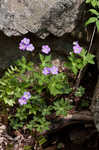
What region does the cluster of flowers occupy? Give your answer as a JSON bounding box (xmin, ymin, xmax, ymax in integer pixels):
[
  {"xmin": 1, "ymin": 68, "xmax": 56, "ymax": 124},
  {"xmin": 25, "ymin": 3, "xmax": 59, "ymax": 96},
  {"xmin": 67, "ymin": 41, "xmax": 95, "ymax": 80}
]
[
  {"xmin": 42, "ymin": 66, "xmax": 58, "ymax": 75},
  {"xmin": 18, "ymin": 38, "xmax": 82, "ymax": 105},
  {"xmin": 19, "ymin": 38, "xmax": 51, "ymax": 54},
  {"xmin": 19, "ymin": 38, "xmax": 35, "ymax": 52},
  {"xmin": 18, "ymin": 92, "xmax": 31, "ymax": 105},
  {"xmin": 19, "ymin": 38, "xmax": 82, "ymax": 54}
]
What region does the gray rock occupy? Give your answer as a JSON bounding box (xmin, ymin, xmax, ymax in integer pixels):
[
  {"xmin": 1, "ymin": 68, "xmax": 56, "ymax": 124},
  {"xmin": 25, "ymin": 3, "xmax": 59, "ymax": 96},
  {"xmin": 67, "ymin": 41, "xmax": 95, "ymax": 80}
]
[
  {"xmin": 0, "ymin": 0, "xmax": 84, "ymax": 38},
  {"xmin": 0, "ymin": 0, "xmax": 86, "ymax": 70}
]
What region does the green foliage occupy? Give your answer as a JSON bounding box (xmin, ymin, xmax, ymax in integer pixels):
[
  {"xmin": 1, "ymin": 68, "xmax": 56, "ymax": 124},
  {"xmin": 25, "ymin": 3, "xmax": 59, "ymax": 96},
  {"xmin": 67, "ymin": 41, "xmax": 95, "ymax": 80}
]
[
  {"xmin": 0, "ymin": 54, "xmax": 72, "ymax": 133},
  {"xmin": 39, "ymin": 54, "xmax": 51, "ymax": 67},
  {"xmin": 86, "ymin": 0, "xmax": 99, "ymax": 8},
  {"xmin": 74, "ymin": 86, "xmax": 85, "ymax": 97},
  {"xmin": 53, "ymin": 98, "xmax": 73, "ymax": 116},
  {"xmin": 27, "ymin": 117, "xmax": 50, "ymax": 133},
  {"xmin": 47, "ymin": 73, "xmax": 72, "ymax": 96},
  {"xmin": 0, "ymin": 43, "xmax": 95, "ymax": 134},
  {"xmin": 85, "ymin": 0, "xmax": 99, "ymax": 32},
  {"xmin": 38, "ymin": 136, "xmax": 47, "ymax": 145},
  {"xmin": 0, "ymin": 57, "xmax": 34, "ymax": 106},
  {"xmin": 64, "ymin": 48, "xmax": 95, "ymax": 75}
]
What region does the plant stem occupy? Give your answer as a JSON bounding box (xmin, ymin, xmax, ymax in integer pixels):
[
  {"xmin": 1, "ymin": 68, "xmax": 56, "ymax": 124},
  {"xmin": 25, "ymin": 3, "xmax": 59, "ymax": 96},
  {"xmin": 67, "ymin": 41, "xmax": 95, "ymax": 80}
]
[
  {"xmin": 88, "ymin": 25, "xmax": 96, "ymax": 52},
  {"xmin": 75, "ymin": 25, "xmax": 96, "ymax": 89},
  {"xmin": 74, "ymin": 69, "xmax": 83, "ymax": 89}
]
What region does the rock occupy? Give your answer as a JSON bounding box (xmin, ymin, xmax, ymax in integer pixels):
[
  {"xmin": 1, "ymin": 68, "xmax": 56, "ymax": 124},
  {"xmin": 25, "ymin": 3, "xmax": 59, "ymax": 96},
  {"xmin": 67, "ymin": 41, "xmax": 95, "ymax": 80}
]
[
  {"xmin": 0, "ymin": 0, "xmax": 87, "ymax": 70},
  {"xmin": 0, "ymin": 0, "xmax": 85, "ymax": 39}
]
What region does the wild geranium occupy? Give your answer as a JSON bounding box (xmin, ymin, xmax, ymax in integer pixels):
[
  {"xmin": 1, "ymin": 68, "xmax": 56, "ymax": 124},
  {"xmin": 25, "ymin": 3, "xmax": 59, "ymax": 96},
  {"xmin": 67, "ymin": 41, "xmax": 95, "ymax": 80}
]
[
  {"xmin": 42, "ymin": 67, "xmax": 50, "ymax": 75},
  {"xmin": 19, "ymin": 42, "xmax": 27, "ymax": 51},
  {"xmin": 64, "ymin": 41, "xmax": 95, "ymax": 75},
  {"xmin": 18, "ymin": 96, "xmax": 28, "ymax": 105},
  {"xmin": 21, "ymin": 38, "xmax": 30, "ymax": 45},
  {"xmin": 41, "ymin": 45, "xmax": 51, "ymax": 54},
  {"xmin": 0, "ymin": 38, "xmax": 95, "ymax": 134},
  {"xmin": 73, "ymin": 41, "xmax": 82, "ymax": 54},
  {"xmin": 23, "ymin": 92, "xmax": 31, "ymax": 99},
  {"xmin": 50, "ymin": 66, "xmax": 58, "ymax": 75},
  {"xmin": 26, "ymin": 43, "xmax": 35, "ymax": 52},
  {"xmin": 19, "ymin": 37, "xmax": 35, "ymax": 52},
  {"xmin": 42, "ymin": 66, "xmax": 58, "ymax": 75},
  {"xmin": 18, "ymin": 92, "xmax": 31, "ymax": 105}
]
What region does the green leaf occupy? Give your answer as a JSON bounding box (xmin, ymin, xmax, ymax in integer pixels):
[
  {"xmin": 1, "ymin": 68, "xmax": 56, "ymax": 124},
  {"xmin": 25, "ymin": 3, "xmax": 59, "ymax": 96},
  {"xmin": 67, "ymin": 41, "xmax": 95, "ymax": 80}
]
[
  {"xmin": 92, "ymin": 0, "xmax": 97, "ymax": 7},
  {"xmin": 86, "ymin": 0, "xmax": 99, "ymax": 7},
  {"xmin": 39, "ymin": 54, "xmax": 44, "ymax": 63},
  {"xmin": 97, "ymin": 2, "xmax": 99, "ymax": 7},
  {"xmin": 89, "ymin": 9, "xmax": 99, "ymax": 16},
  {"xmin": 4, "ymin": 97, "xmax": 14, "ymax": 106},
  {"xmin": 86, "ymin": 0, "xmax": 91, "ymax": 3},
  {"xmin": 71, "ymin": 65, "xmax": 78, "ymax": 75},
  {"xmin": 75, "ymin": 86, "xmax": 85, "ymax": 97},
  {"xmin": 0, "ymin": 80, "xmax": 6, "ymax": 86},
  {"xmin": 38, "ymin": 136, "xmax": 47, "ymax": 145},
  {"xmin": 85, "ymin": 17, "xmax": 97, "ymax": 26},
  {"xmin": 44, "ymin": 55, "xmax": 51, "ymax": 63},
  {"xmin": 53, "ymin": 98, "xmax": 73, "ymax": 116},
  {"xmin": 96, "ymin": 20, "xmax": 99, "ymax": 32},
  {"xmin": 86, "ymin": 53, "xmax": 95, "ymax": 64}
]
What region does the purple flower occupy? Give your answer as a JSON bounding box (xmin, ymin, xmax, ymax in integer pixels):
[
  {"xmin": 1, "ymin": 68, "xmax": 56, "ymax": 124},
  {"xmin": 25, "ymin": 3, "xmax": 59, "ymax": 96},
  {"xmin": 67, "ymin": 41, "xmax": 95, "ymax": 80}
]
[
  {"xmin": 73, "ymin": 41, "xmax": 82, "ymax": 54},
  {"xmin": 41, "ymin": 45, "xmax": 51, "ymax": 54},
  {"xmin": 19, "ymin": 43, "xmax": 27, "ymax": 51},
  {"xmin": 23, "ymin": 92, "xmax": 31, "ymax": 99},
  {"xmin": 18, "ymin": 96, "xmax": 28, "ymax": 105},
  {"xmin": 19, "ymin": 38, "xmax": 35, "ymax": 52},
  {"xmin": 42, "ymin": 67, "xmax": 50, "ymax": 75},
  {"xmin": 26, "ymin": 44, "xmax": 35, "ymax": 52},
  {"xmin": 18, "ymin": 92, "xmax": 31, "ymax": 105},
  {"xmin": 21, "ymin": 38, "xmax": 30, "ymax": 45},
  {"xmin": 50, "ymin": 66, "xmax": 58, "ymax": 75}
]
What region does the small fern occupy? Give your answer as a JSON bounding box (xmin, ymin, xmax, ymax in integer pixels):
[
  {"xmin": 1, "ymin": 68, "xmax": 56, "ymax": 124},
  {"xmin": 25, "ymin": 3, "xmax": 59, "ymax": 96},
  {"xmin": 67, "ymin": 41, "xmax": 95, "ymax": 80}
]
[{"xmin": 5, "ymin": 65, "xmax": 19, "ymax": 76}]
